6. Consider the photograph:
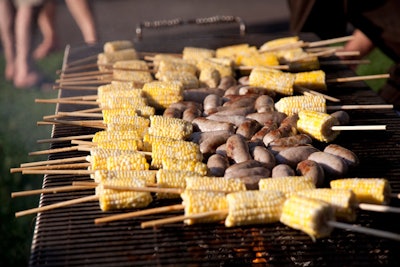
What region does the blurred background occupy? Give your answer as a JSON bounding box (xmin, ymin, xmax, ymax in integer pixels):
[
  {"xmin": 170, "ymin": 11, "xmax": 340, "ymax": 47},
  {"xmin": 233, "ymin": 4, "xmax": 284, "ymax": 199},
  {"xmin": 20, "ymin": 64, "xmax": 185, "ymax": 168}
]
[{"xmin": 0, "ymin": 0, "xmax": 392, "ymax": 266}]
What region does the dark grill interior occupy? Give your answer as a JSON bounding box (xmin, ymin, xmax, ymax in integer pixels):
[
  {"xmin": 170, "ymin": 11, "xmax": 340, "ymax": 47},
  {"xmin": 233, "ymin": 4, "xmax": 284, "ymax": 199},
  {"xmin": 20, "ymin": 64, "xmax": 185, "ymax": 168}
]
[{"xmin": 28, "ymin": 33, "xmax": 400, "ymax": 266}]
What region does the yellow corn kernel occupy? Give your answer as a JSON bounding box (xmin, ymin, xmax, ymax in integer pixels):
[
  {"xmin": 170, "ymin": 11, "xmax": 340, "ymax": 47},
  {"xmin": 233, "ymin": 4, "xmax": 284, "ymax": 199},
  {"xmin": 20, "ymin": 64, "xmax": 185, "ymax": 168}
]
[
  {"xmin": 103, "ymin": 40, "xmax": 134, "ymax": 53},
  {"xmin": 259, "ymin": 36, "xmax": 300, "ymax": 51},
  {"xmin": 142, "ymin": 81, "xmax": 184, "ymax": 110},
  {"xmin": 106, "ymin": 153, "xmax": 149, "ymax": 171},
  {"xmin": 199, "ymin": 67, "xmax": 220, "ymax": 88},
  {"xmin": 98, "ymin": 89, "xmax": 145, "ymax": 104},
  {"xmin": 157, "ymin": 59, "xmax": 198, "ymax": 76},
  {"xmin": 102, "ymin": 109, "xmax": 137, "ymax": 124},
  {"xmin": 162, "ymin": 158, "xmax": 208, "ymax": 176},
  {"xmin": 294, "ymin": 70, "xmax": 327, "ymax": 91},
  {"xmin": 92, "ymin": 130, "xmax": 142, "ymax": 143},
  {"xmin": 275, "ymin": 49, "xmax": 308, "ymax": 64},
  {"xmin": 248, "ymin": 67, "xmax": 295, "ymax": 95},
  {"xmin": 106, "ymin": 123, "xmax": 149, "ymax": 135},
  {"xmin": 258, "ymin": 176, "xmax": 315, "ymax": 197},
  {"xmin": 288, "ymin": 56, "xmax": 320, "ymax": 72},
  {"xmin": 142, "ymin": 134, "xmax": 173, "ymax": 152},
  {"xmin": 274, "ymin": 95, "xmax": 326, "ymax": 116},
  {"xmin": 330, "ymin": 178, "xmax": 392, "ymax": 205},
  {"xmin": 96, "ymin": 178, "xmax": 153, "ymax": 211},
  {"xmin": 181, "ymin": 189, "xmax": 228, "ymax": 225},
  {"xmin": 182, "ymin": 46, "xmax": 216, "ymax": 65},
  {"xmin": 155, "ymin": 169, "xmax": 199, "ymax": 199},
  {"xmin": 88, "ymin": 148, "xmax": 138, "ymax": 171},
  {"xmin": 93, "ymin": 170, "xmax": 156, "ymax": 185},
  {"xmin": 97, "ymin": 139, "xmax": 143, "ymax": 151},
  {"xmin": 296, "ymin": 188, "xmax": 358, "ymax": 222},
  {"xmin": 112, "ymin": 60, "xmax": 153, "ymax": 84},
  {"xmin": 216, "ymin": 43, "xmax": 251, "ymax": 59},
  {"xmin": 297, "ymin": 110, "xmax": 340, "ymax": 142},
  {"xmin": 155, "ymin": 70, "xmax": 199, "ymax": 89},
  {"xmin": 280, "ymin": 195, "xmax": 335, "ymax": 241},
  {"xmin": 97, "ymin": 48, "xmax": 138, "ymax": 71},
  {"xmin": 148, "ymin": 115, "xmax": 193, "ymax": 140},
  {"xmin": 104, "ymin": 114, "xmax": 150, "ymax": 128},
  {"xmin": 197, "ymin": 57, "xmax": 235, "ymax": 78},
  {"xmin": 239, "ymin": 51, "xmax": 280, "ymax": 67},
  {"xmin": 185, "ymin": 176, "xmax": 246, "ymax": 192},
  {"xmin": 225, "ymin": 190, "xmax": 286, "ymax": 227},
  {"xmin": 98, "ymin": 96, "xmax": 148, "ymax": 110}
]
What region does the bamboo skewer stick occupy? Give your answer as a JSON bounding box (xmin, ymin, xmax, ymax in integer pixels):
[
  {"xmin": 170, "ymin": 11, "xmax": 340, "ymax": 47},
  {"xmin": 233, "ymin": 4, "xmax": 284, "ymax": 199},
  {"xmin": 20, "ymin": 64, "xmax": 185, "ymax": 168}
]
[
  {"xmin": 331, "ymin": 125, "xmax": 386, "ymax": 131},
  {"xmin": 11, "ymin": 185, "xmax": 94, "ymax": 198},
  {"xmin": 65, "ymin": 54, "xmax": 98, "ymax": 67},
  {"xmin": 326, "ymin": 74, "xmax": 390, "ymax": 83},
  {"xmin": 20, "ymin": 156, "xmax": 88, "ymax": 168},
  {"xmin": 35, "ymin": 98, "xmax": 98, "ymax": 105},
  {"xmin": 10, "ymin": 162, "xmax": 91, "ymax": 173},
  {"xmin": 326, "ymin": 104, "xmax": 393, "ymax": 111},
  {"xmin": 294, "ymin": 86, "xmax": 341, "ymax": 102},
  {"xmin": 28, "ymin": 146, "xmax": 81, "ymax": 156},
  {"xmin": 22, "ymin": 169, "xmax": 94, "ymax": 175},
  {"xmin": 53, "ymin": 85, "xmax": 99, "ymax": 90},
  {"xmin": 39, "ymin": 119, "xmax": 106, "ymax": 129},
  {"xmin": 327, "ymin": 221, "xmax": 400, "ymax": 241},
  {"xmin": 37, "ymin": 134, "xmax": 95, "ymax": 144},
  {"xmin": 358, "ymin": 203, "xmax": 400, "ymax": 214}
]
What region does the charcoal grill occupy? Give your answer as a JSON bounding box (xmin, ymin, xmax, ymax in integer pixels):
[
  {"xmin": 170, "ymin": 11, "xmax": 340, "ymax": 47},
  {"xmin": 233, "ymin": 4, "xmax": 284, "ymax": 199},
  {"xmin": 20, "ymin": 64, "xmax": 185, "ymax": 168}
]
[{"xmin": 27, "ymin": 19, "xmax": 400, "ymax": 266}]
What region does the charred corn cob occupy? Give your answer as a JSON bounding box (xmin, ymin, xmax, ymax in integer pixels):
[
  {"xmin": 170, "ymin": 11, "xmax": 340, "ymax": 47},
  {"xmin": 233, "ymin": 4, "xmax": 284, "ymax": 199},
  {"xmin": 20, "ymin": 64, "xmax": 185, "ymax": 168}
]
[
  {"xmin": 296, "ymin": 188, "xmax": 358, "ymax": 222},
  {"xmin": 225, "ymin": 190, "xmax": 286, "ymax": 227},
  {"xmin": 150, "ymin": 139, "xmax": 202, "ymax": 169},
  {"xmin": 185, "ymin": 176, "xmax": 246, "ymax": 192},
  {"xmin": 294, "ymin": 70, "xmax": 327, "ymax": 91},
  {"xmin": 155, "ymin": 169, "xmax": 200, "ymax": 199},
  {"xmin": 92, "ymin": 130, "xmax": 143, "ymax": 143},
  {"xmin": 274, "ymin": 95, "xmax": 326, "ymax": 116},
  {"xmin": 96, "ymin": 178, "xmax": 153, "ymax": 211},
  {"xmin": 280, "ymin": 195, "xmax": 335, "ymax": 241},
  {"xmin": 258, "ymin": 176, "xmax": 315, "ymax": 197},
  {"xmin": 181, "ymin": 189, "xmax": 228, "ymax": 225},
  {"xmin": 248, "ymin": 67, "xmax": 295, "ymax": 95},
  {"xmin": 155, "ymin": 71, "xmax": 199, "ymax": 89},
  {"xmin": 199, "ymin": 67, "xmax": 220, "ymax": 88},
  {"xmin": 197, "ymin": 57, "xmax": 235, "ymax": 78},
  {"xmin": 142, "ymin": 81, "xmax": 184, "ymax": 110},
  {"xmin": 106, "ymin": 152, "xmax": 149, "ymax": 171},
  {"xmin": 330, "ymin": 178, "xmax": 392, "ymax": 205},
  {"xmin": 93, "ymin": 169, "xmax": 156, "ymax": 184},
  {"xmin": 97, "ymin": 48, "xmax": 138, "ymax": 71},
  {"xmin": 103, "ymin": 40, "xmax": 135, "ymax": 53},
  {"xmin": 182, "ymin": 46, "xmax": 216, "ymax": 65},
  {"xmin": 297, "ymin": 110, "xmax": 340, "ymax": 142},
  {"xmin": 162, "ymin": 158, "xmax": 208, "ymax": 176},
  {"xmin": 148, "ymin": 115, "xmax": 193, "ymax": 140}
]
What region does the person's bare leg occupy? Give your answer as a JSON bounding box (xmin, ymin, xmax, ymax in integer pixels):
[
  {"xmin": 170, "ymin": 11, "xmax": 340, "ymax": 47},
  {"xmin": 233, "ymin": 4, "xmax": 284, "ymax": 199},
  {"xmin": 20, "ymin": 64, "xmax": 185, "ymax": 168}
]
[
  {"xmin": 13, "ymin": 4, "xmax": 41, "ymax": 88},
  {"xmin": 0, "ymin": 0, "xmax": 15, "ymax": 81},
  {"xmin": 34, "ymin": 0, "xmax": 57, "ymax": 59},
  {"xmin": 65, "ymin": 0, "xmax": 97, "ymax": 44}
]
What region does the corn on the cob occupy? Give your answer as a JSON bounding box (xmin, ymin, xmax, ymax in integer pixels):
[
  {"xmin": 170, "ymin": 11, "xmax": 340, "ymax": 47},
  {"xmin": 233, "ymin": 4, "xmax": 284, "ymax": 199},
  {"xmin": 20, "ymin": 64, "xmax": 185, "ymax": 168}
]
[
  {"xmin": 97, "ymin": 139, "xmax": 143, "ymax": 152},
  {"xmin": 297, "ymin": 110, "xmax": 340, "ymax": 142},
  {"xmin": 104, "ymin": 115, "xmax": 150, "ymax": 129},
  {"xmin": 142, "ymin": 134, "xmax": 174, "ymax": 152},
  {"xmin": 181, "ymin": 189, "xmax": 228, "ymax": 225},
  {"xmin": 215, "ymin": 43, "xmax": 251, "ymax": 59},
  {"xmin": 162, "ymin": 158, "xmax": 208, "ymax": 176},
  {"xmin": 106, "ymin": 123, "xmax": 149, "ymax": 135},
  {"xmin": 296, "ymin": 188, "xmax": 358, "ymax": 222},
  {"xmin": 258, "ymin": 176, "xmax": 316, "ymax": 197},
  {"xmin": 225, "ymin": 190, "xmax": 286, "ymax": 227},
  {"xmin": 98, "ymin": 96, "xmax": 148, "ymax": 110},
  {"xmin": 148, "ymin": 115, "xmax": 193, "ymax": 140},
  {"xmin": 294, "ymin": 70, "xmax": 327, "ymax": 91},
  {"xmin": 288, "ymin": 56, "xmax": 320, "ymax": 72},
  {"xmin": 106, "ymin": 153, "xmax": 149, "ymax": 171},
  {"xmin": 97, "ymin": 48, "xmax": 138, "ymax": 71},
  {"xmin": 185, "ymin": 176, "xmax": 246, "ymax": 192},
  {"xmin": 155, "ymin": 169, "xmax": 200, "ymax": 199},
  {"xmin": 102, "ymin": 109, "xmax": 137, "ymax": 124},
  {"xmin": 182, "ymin": 46, "xmax": 216, "ymax": 65},
  {"xmin": 97, "ymin": 84, "xmax": 143, "ymax": 97},
  {"xmin": 93, "ymin": 170, "xmax": 156, "ymax": 184},
  {"xmin": 239, "ymin": 51, "xmax": 280, "ymax": 67},
  {"xmin": 155, "ymin": 71, "xmax": 199, "ymax": 89},
  {"xmin": 96, "ymin": 178, "xmax": 153, "ymax": 211},
  {"xmin": 259, "ymin": 36, "xmax": 300, "ymax": 51},
  {"xmin": 142, "ymin": 81, "xmax": 184, "ymax": 110},
  {"xmin": 88, "ymin": 148, "xmax": 139, "ymax": 171},
  {"xmin": 197, "ymin": 57, "xmax": 235, "ymax": 78},
  {"xmin": 248, "ymin": 67, "xmax": 295, "ymax": 95},
  {"xmin": 110, "ymin": 80, "xmax": 139, "ymax": 90},
  {"xmin": 103, "ymin": 40, "xmax": 134, "ymax": 53},
  {"xmin": 280, "ymin": 195, "xmax": 335, "ymax": 241},
  {"xmin": 112, "ymin": 60, "xmax": 154, "ymax": 84},
  {"xmin": 330, "ymin": 178, "xmax": 392, "ymax": 205},
  {"xmin": 92, "ymin": 130, "xmax": 143, "ymax": 143},
  {"xmin": 157, "ymin": 59, "xmax": 198, "ymax": 76},
  {"xmin": 198, "ymin": 67, "xmax": 220, "ymax": 88},
  {"xmin": 150, "ymin": 139, "xmax": 202, "ymax": 169},
  {"xmin": 274, "ymin": 95, "xmax": 326, "ymax": 116}
]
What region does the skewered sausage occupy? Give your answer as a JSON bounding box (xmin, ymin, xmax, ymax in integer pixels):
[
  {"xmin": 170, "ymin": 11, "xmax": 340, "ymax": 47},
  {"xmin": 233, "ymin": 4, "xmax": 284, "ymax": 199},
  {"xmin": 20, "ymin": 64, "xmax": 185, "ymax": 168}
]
[{"xmin": 255, "ymin": 94, "xmax": 275, "ymax": 112}]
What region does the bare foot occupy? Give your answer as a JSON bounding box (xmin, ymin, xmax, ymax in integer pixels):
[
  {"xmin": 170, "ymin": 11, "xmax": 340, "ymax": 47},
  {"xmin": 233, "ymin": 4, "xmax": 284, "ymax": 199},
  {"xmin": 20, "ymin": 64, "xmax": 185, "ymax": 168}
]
[
  {"xmin": 13, "ymin": 70, "xmax": 42, "ymax": 89},
  {"xmin": 5, "ymin": 63, "xmax": 14, "ymax": 81},
  {"xmin": 33, "ymin": 41, "xmax": 56, "ymax": 60}
]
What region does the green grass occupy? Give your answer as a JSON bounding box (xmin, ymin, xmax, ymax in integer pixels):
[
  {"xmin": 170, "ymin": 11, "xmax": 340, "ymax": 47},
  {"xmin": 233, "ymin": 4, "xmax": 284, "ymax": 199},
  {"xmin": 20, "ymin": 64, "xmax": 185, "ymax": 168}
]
[{"xmin": 0, "ymin": 52, "xmax": 61, "ymax": 266}]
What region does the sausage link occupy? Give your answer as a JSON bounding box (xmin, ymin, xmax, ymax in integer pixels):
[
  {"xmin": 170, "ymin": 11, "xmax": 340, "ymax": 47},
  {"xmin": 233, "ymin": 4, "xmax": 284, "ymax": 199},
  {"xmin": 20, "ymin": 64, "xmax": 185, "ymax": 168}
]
[
  {"xmin": 207, "ymin": 154, "xmax": 230, "ymax": 177},
  {"xmin": 226, "ymin": 134, "xmax": 252, "ymax": 163}
]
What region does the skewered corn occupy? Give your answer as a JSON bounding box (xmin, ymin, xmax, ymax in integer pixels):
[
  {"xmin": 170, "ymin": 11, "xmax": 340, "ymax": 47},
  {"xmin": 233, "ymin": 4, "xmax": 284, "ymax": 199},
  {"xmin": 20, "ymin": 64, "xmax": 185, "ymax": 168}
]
[
  {"xmin": 248, "ymin": 67, "xmax": 295, "ymax": 95},
  {"xmin": 106, "ymin": 123, "xmax": 149, "ymax": 135},
  {"xmin": 97, "ymin": 48, "xmax": 138, "ymax": 71},
  {"xmin": 96, "ymin": 139, "xmax": 143, "ymax": 152},
  {"xmin": 181, "ymin": 190, "xmax": 228, "ymax": 225},
  {"xmin": 110, "ymin": 80, "xmax": 140, "ymax": 90},
  {"xmin": 185, "ymin": 176, "xmax": 246, "ymax": 192},
  {"xmin": 330, "ymin": 178, "xmax": 392, "ymax": 205},
  {"xmin": 102, "ymin": 109, "xmax": 137, "ymax": 124},
  {"xmin": 162, "ymin": 158, "xmax": 208, "ymax": 176},
  {"xmin": 294, "ymin": 70, "xmax": 327, "ymax": 91},
  {"xmin": 197, "ymin": 57, "xmax": 235, "ymax": 78},
  {"xmin": 112, "ymin": 60, "xmax": 153, "ymax": 84},
  {"xmin": 104, "ymin": 115, "xmax": 150, "ymax": 130},
  {"xmin": 274, "ymin": 95, "xmax": 326, "ymax": 116},
  {"xmin": 239, "ymin": 51, "xmax": 280, "ymax": 68},
  {"xmin": 259, "ymin": 36, "xmax": 300, "ymax": 51},
  {"xmin": 142, "ymin": 134, "xmax": 174, "ymax": 152},
  {"xmin": 98, "ymin": 96, "xmax": 148, "ymax": 110},
  {"xmin": 280, "ymin": 195, "xmax": 335, "ymax": 241},
  {"xmin": 148, "ymin": 115, "xmax": 193, "ymax": 140},
  {"xmin": 225, "ymin": 190, "xmax": 286, "ymax": 227},
  {"xmin": 96, "ymin": 178, "xmax": 153, "ymax": 211},
  {"xmin": 297, "ymin": 110, "xmax": 340, "ymax": 142},
  {"xmin": 258, "ymin": 176, "xmax": 316, "ymax": 197},
  {"xmin": 142, "ymin": 81, "xmax": 184, "ymax": 109},
  {"xmin": 87, "ymin": 147, "xmax": 136, "ymax": 171},
  {"xmin": 106, "ymin": 153, "xmax": 149, "ymax": 171},
  {"xmin": 215, "ymin": 43, "xmax": 251, "ymax": 59},
  {"xmin": 97, "ymin": 84, "xmax": 143, "ymax": 98},
  {"xmin": 199, "ymin": 67, "xmax": 220, "ymax": 88},
  {"xmin": 103, "ymin": 40, "xmax": 134, "ymax": 53},
  {"xmin": 155, "ymin": 169, "xmax": 200, "ymax": 199},
  {"xmin": 92, "ymin": 130, "xmax": 142, "ymax": 143},
  {"xmin": 157, "ymin": 59, "xmax": 198, "ymax": 76},
  {"xmin": 182, "ymin": 46, "xmax": 216, "ymax": 65},
  {"xmin": 288, "ymin": 56, "xmax": 320, "ymax": 72},
  {"xmin": 93, "ymin": 170, "xmax": 156, "ymax": 184},
  {"xmin": 150, "ymin": 139, "xmax": 202, "ymax": 169},
  {"xmin": 155, "ymin": 71, "xmax": 199, "ymax": 89},
  {"xmin": 296, "ymin": 188, "xmax": 358, "ymax": 222}
]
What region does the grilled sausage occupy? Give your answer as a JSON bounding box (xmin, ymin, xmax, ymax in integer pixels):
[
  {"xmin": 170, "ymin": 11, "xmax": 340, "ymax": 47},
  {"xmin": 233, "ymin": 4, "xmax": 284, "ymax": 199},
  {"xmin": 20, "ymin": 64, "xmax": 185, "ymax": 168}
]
[
  {"xmin": 207, "ymin": 114, "xmax": 248, "ymax": 127},
  {"xmin": 269, "ymin": 134, "xmax": 313, "ymax": 147},
  {"xmin": 188, "ymin": 130, "xmax": 233, "ymax": 155},
  {"xmin": 224, "ymin": 160, "xmax": 266, "ymax": 176},
  {"xmin": 236, "ymin": 119, "xmax": 262, "ymax": 140},
  {"xmin": 251, "ymin": 121, "xmax": 278, "ymax": 142},
  {"xmin": 192, "ymin": 117, "xmax": 235, "ymax": 133},
  {"xmin": 218, "ymin": 76, "xmax": 237, "ymax": 90},
  {"xmin": 275, "ymin": 145, "xmax": 320, "ymax": 168},
  {"xmin": 163, "ymin": 107, "xmax": 182, "ymax": 118},
  {"xmin": 223, "ymin": 94, "xmax": 258, "ymax": 108},
  {"xmin": 207, "ymin": 153, "xmax": 230, "ymax": 177},
  {"xmin": 296, "ymin": 159, "xmax": 325, "ymax": 187},
  {"xmin": 323, "ymin": 144, "xmax": 359, "ymax": 168},
  {"xmin": 250, "ymin": 145, "xmax": 276, "ymax": 169},
  {"xmin": 271, "ymin": 164, "xmax": 295, "ymax": 178},
  {"xmin": 225, "ymin": 166, "xmax": 271, "ymax": 190},
  {"xmin": 238, "ymin": 86, "xmax": 276, "ymax": 98},
  {"xmin": 308, "ymin": 151, "xmax": 348, "ymax": 179},
  {"xmin": 203, "ymin": 94, "xmax": 223, "ymax": 115},
  {"xmin": 182, "ymin": 106, "xmax": 202, "ymax": 122},
  {"xmin": 330, "ymin": 110, "xmax": 350, "ymax": 125},
  {"xmin": 246, "ymin": 111, "xmax": 287, "ymax": 125},
  {"xmin": 183, "ymin": 88, "xmax": 225, "ymax": 103},
  {"xmin": 226, "ymin": 134, "xmax": 252, "ymax": 163},
  {"xmin": 255, "ymin": 94, "xmax": 275, "ymax": 113}
]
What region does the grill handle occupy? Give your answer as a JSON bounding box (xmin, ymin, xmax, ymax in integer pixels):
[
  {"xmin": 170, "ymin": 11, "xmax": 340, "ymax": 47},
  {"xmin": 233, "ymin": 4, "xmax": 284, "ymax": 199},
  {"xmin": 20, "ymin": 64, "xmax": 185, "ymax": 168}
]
[{"xmin": 135, "ymin": 15, "xmax": 246, "ymax": 39}]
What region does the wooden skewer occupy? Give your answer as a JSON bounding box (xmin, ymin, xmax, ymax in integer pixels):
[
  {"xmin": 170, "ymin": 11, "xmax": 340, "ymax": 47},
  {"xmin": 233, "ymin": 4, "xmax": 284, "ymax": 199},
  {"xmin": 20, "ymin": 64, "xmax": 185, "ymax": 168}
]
[
  {"xmin": 65, "ymin": 54, "xmax": 98, "ymax": 67},
  {"xmin": 327, "ymin": 221, "xmax": 400, "ymax": 241},
  {"xmin": 72, "ymin": 181, "xmax": 183, "ymax": 194},
  {"xmin": 60, "ymin": 69, "xmax": 112, "ymax": 79},
  {"xmin": 358, "ymin": 203, "xmax": 400, "ymax": 214},
  {"xmin": 331, "ymin": 125, "xmax": 386, "ymax": 131},
  {"xmin": 11, "ymin": 162, "xmax": 91, "ymax": 173},
  {"xmin": 20, "ymin": 156, "xmax": 88, "ymax": 168},
  {"xmin": 326, "ymin": 74, "xmax": 390, "ymax": 83},
  {"xmin": 15, "ymin": 195, "xmax": 99, "ymax": 217},
  {"xmin": 320, "ymin": 59, "xmax": 370, "ymax": 66},
  {"xmin": 95, "ymin": 204, "xmax": 185, "ymax": 224},
  {"xmin": 327, "ymin": 104, "xmax": 393, "ymax": 111},
  {"xmin": 22, "ymin": 169, "xmax": 93, "ymax": 175},
  {"xmin": 37, "ymin": 134, "xmax": 95, "ymax": 144},
  {"xmin": 53, "ymin": 85, "xmax": 99, "ymax": 90},
  {"xmin": 39, "ymin": 119, "xmax": 106, "ymax": 129},
  {"xmin": 28, "ymin": 145, "xmax": 81, "ymax": 156},
  {"xmin": 294, "ymin": 86, "xmax": 341, "ymax": 102},
  {"xmin": 306, "ymin": 35, "xmax": 354, "ymax": 48},
  {"xmin": 11, "ymin": 185, "xmax": 94, "ymax": 198},
  {"xmin": 56, "ymin": 74, "xmax": 113, "ymax": 83},
  {"xmin": 35, "ymin": 98, "xmax": 98, "ymax": 105},
  {"xmin": 71, "ymin": 140, "xmax": 96, "ymax": 146},
  {"xmin": 54, "ymin": 111, "xmax": 103, "ymax": 118},
  {"xmin": 56, "ymin": 63, "xmax": 100, "ymax": 74}
]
